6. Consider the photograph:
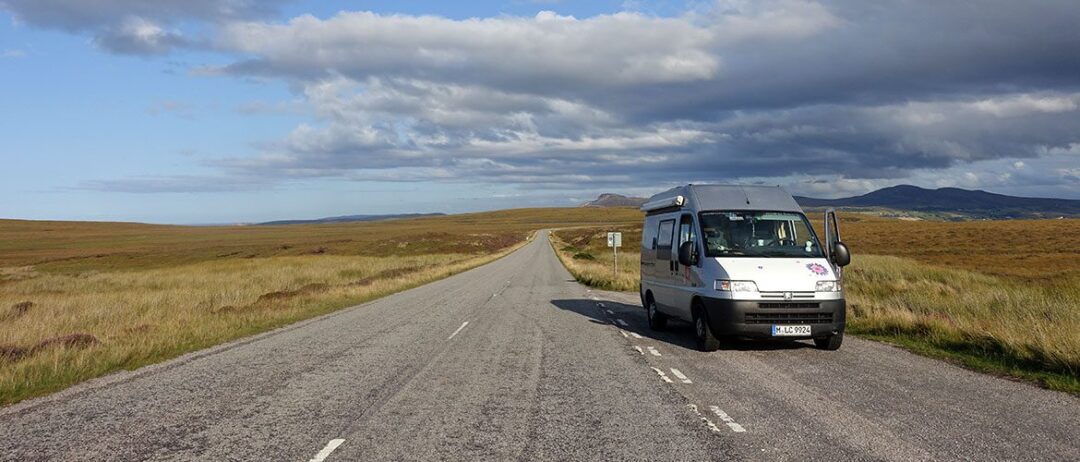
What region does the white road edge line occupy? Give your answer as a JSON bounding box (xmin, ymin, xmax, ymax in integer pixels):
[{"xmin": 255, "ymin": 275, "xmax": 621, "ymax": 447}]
[
  {"xmin": 633, "ymin": 346, "xmax": 644, "ymax": 355},
  {"xmin": 630, "ymin": 332, "xmax": 643, "ymax": 339},
  {"xmin": 309, "ymin": 439, "xmax": 345, "ymax": 462},
  {"xmin": 647, "ymin": 346, "xmax": 661, "ymax": 356},
  {"xmin": 651, "ymin": 367, "xmax": 674, "ymax": 383},
  {"xmin": 709, "ymin": 405, "xmax": 747, "ymax": 433},
  {"xmin": 615, "ymin": 319, "xmax": 629, "ymax": 327},
  {"xmin": 620, "ymin": 330, "xmax": 629, "ymax": 338},
  {"xmin": 598, "ymin": 303, "xmax": 606, "ymax": 308},
  {"xmin": 670, "ymin": 368, "xmax": 692, "ymax": 384},
  {"xmin": 448, "ymin": 321, "xmax": 470, "ymax": 340}
]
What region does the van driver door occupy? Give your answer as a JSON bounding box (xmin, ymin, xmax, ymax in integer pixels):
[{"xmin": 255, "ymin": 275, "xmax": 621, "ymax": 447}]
[{"xmin": 670, "ymin": 213, "xmax": 698, "ymax": 319}]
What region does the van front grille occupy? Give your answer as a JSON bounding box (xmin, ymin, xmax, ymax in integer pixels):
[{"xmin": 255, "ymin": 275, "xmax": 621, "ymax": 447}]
[
  {"xmin": 745, "ymin": 312, "xmax": 833, "ymax": 324},
  {"xmin": 758, "ymin": 302, "xmax": 821, "ymax": 309},
  {"xmin": 760, "ymin": 291, "xmax": 815, "ymax": 300}
]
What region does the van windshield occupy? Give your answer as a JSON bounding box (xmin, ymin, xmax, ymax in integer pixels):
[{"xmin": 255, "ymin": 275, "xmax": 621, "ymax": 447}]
[{"xmin": 699, "ymin": 211, "xmax": 824, "ymax": 258}]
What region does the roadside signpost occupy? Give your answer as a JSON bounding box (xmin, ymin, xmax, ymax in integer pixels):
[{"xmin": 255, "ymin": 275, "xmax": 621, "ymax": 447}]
[{"xmin": 607, "ymin": 232, "xmax": 622, "ymax": 276}]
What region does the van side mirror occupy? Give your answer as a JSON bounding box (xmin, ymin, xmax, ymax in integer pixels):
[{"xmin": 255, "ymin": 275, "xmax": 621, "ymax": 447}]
[
  {"xmin": 677, "ymin": 241, "xmax": 698, "ymax": 266},
  {"xmin": 831, "ymin": 241, "xmax": 851, "ymax": 267}
]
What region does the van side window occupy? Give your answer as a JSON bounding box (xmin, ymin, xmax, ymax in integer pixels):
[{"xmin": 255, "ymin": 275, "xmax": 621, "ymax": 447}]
[{"xmin": 656, "ymin": 219, "xmax": 675, "ymax": 260}]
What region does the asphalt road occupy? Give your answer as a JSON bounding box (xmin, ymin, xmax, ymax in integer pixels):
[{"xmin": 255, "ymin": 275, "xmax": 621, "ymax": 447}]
[{"xmin": 2, "ymin": 231, "xmax": 1077, "ymax": 461}]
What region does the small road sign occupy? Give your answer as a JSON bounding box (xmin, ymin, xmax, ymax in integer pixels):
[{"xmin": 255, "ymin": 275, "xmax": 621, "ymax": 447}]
[{"xmin": 607, "ymin": 232, "xmax": 623, "ymax": 275}]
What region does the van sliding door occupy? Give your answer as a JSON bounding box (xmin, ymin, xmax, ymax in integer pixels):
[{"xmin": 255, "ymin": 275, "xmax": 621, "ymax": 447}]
[{"xmin": 653, "ymin": 218, "xmax": 676, "ymax": 311}]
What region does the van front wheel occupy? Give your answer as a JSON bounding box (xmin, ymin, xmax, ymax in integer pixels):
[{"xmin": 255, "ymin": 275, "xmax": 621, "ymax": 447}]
[
  {"xmin": 814, "ymin": 333, "xmax": 843, "ymax": 351},
  {"xmin": 693, "ymin": 303, "xmax": 721, "ymax": 352},
  {"xmin": 646, "ymin": 298, "xmax": 667, "ymax": 331}
]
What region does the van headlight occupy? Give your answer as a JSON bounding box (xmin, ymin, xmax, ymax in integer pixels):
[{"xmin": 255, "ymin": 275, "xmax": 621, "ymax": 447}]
[
  {"xmin": 815, "ymin": 280, "xmax": 842, "ymax": 292},
  {"xmin": 715, "ymin": 280, "xmax": 758, "ymax": 293}
]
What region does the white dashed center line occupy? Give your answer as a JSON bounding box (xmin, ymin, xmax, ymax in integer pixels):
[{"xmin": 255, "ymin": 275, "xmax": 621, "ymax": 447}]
[
  {"xmin": 619, "ymin": 330, "xmax": 629, "ymax": 338},
  {"xmin": 709, "ymin": 406, "xmax": 747, "ymax": 433},
  {"xmin": 630, "ymin": 332, "xmax": 643, "ymax": 339},
  {"xmin": 651, "ymin": 367, "xmax": 674, "ymax": 383},
  {"xmin": 688, "ymin": 404, "xmax": 724, "ymax": 434},
  {"xmin": 670, "ymin": 368, "xmax": 692, "ymax": 384},
  {"xmin": 646, "ymin": 346, "xmax": 661, "ymax": 356},
  {"xmin": 615, "ymin": 319, "xmax": 629, "ymax": 327},
  {"xmin": 309, "ymin": 439, "xmax": 345, "ymax": 462},
  {"xmin": 633, "ymin": 346, "xmax": 644, "ymax": 355},
  {"xmin": 605, "ymin": 309, "xmax": 615, "ymax": 315},
  {"xmin": 448, "ymin": 321, "xmax": 469, "ymax": 340}
]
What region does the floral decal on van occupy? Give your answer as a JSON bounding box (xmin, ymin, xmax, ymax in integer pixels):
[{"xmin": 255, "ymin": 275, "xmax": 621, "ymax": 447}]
[{"xmin": 807, "ymin": 263, "xmax": 829, "ymax": 276}]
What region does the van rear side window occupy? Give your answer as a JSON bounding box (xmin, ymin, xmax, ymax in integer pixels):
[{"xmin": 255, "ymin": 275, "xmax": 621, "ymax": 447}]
[{"xmin": 657, "ymin": 219, "xmax": 675, "ymax": 260}]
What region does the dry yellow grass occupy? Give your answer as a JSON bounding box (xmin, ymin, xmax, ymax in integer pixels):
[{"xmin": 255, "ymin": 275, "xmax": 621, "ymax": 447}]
[
  {"xmin": 845, "ymin": 255, "xmax": 1079, "ymax": 391},
  {"xmin": 0, "ymin": 251, "xmax": 519, "ymax": 405}
]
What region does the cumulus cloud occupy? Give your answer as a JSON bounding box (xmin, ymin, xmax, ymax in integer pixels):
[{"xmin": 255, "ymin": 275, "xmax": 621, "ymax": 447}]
[
  {"xmin": 215, "ymin": 10, "xmax": 727, "ymax": 87},
  {"xmin": 15, "ymin": 0, "xmax": 1080, "ymax": 198}
]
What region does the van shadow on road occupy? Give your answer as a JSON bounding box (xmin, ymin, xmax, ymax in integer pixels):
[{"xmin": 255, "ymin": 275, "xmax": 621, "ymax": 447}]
[{"xmin": 549, "ymin": 298, "xmax": 817, "ymax": 352}]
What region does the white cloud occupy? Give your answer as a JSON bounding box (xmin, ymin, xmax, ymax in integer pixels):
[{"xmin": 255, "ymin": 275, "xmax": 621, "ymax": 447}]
[
  {"xmin": 216, "ymin": 11, "xmax": 726, "ymax": 86},
  {"xmin": 970, "ymin": 94, "xmax": 1079, "ymax": 117},
  {"xmin": 1, "ymin": 48, "xmax": 27, "ymax": 58}
]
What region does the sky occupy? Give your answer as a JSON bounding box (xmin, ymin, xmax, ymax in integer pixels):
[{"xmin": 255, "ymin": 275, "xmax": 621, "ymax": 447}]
[{"xmin": 2, "ymin": 0, "xmax": 1079, "ymax": 224}]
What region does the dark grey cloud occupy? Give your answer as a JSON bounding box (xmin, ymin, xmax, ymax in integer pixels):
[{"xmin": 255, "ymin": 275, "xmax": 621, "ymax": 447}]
[
  {"xmin": 194, "ymin": 1, "xmax": 1080, "ymax": 198},
  {"xmin": 0, "ymin": 0, "xmax": 288, "ymax": 54}
]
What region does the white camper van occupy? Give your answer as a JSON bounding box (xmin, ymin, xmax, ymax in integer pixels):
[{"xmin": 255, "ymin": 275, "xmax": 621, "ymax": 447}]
[{"xmin": 639, "ymin": 185, "xmax": 851, "ymax": 351}]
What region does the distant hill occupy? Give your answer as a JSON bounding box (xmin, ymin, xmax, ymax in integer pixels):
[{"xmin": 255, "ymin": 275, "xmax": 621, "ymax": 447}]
[
  {"xmin": 259, "ymin": 213, "xmax": 445, "ymax": 226},
  {"xmin": 795, "ymin": 185, "xmax": 1080, "ymax": 218},
  {"xmin": 582, "ymin": 193, "xmax": 647, "ymax": 208}
]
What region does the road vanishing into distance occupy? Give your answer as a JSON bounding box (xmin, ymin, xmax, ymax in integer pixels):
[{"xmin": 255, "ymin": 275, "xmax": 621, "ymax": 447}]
[{"xmin": 2, "ymin": 231, "xmax": 1078, "ymax": 461}]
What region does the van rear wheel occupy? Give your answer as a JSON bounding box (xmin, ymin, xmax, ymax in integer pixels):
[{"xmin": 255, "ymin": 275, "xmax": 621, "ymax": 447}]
[
  {"xmin": 814, "ymin": 333, "xmax": 843, "ymax": 350},
  {"xmin": 646, "ymin": 297, "xmax": 667, "ymax": 330},
  {"xmin": 693, "ymin": 302, "xmax": 721, "ymax": 352}
]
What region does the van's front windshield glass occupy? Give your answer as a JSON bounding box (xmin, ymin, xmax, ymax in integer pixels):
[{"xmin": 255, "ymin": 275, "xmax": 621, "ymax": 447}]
[{"xmin": 699, "ymin": 211, "xmax": 824, "ymax": 258}]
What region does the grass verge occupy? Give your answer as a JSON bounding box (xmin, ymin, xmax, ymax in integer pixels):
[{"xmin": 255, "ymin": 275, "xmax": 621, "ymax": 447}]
[{"xmin": 550, "ymin": 227, "xmax": 640, "ymax": 292}]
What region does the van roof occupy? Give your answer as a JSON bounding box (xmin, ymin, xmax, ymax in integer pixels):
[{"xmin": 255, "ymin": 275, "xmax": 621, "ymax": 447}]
[{"xmin": 643, "ymin": 184, "xmax": 803, "ymax": 213}]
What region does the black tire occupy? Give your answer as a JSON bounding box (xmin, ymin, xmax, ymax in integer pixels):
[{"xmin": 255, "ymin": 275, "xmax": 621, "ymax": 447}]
[
  {"xmin": 814, "ymin": 332, "xmax": 843, "ymax": 350},
  {"xmin": 646, "ymin": 296, "xmax": 667, "ymax": 331},
  {"xmin": 693, "ymin": 302, "xmax": 721, "ymax": 352}
]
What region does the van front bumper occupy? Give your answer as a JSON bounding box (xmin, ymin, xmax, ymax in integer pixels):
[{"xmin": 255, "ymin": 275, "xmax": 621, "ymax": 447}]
[{"xmin": 699, "ymin": 296, "xmax": 846, "ymax": 339}]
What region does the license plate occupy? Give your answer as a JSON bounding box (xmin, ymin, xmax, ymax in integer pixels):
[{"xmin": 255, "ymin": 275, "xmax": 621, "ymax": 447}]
[{"xmin": 771, "ymin": 325, "xmax": 812, "ymax": 336}]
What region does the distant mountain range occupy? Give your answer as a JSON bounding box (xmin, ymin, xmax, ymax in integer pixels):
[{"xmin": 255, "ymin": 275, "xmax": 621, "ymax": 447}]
[
  {"xmin": 795, "ymin": 185, "xmax": 1080, "ymax": 218},
  {"xmin": 581, "ymin": 193, "xmax": 647, "ymax": 208},
  {"xmin": 259, "ymin": 213, "xmax": 445, "ymax": 226}
]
